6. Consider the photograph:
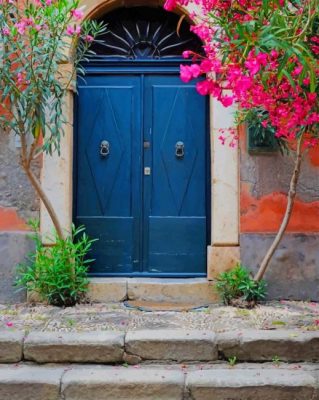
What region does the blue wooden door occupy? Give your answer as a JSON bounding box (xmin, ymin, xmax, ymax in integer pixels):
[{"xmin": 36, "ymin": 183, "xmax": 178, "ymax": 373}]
[
  {"xmin": 75, "ymin": 73, "xmax": 208, "ymax": 276},
  {"xmin": 143, "ymin": 75, "xmax": 207, "ymax": 275},
  {"xmin": 75, "ymin": 75, "xmax": 142, "ymax": 275}
]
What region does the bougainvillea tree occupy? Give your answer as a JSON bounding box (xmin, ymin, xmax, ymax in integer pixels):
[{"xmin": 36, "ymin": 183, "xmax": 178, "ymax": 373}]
[
  {"xmin": 0, "ymin": 0, "xmax": 105, "ymax": 238},
  {"xmin": 164, "ymin": 0, "xmax": 319, "ymax": 280}
]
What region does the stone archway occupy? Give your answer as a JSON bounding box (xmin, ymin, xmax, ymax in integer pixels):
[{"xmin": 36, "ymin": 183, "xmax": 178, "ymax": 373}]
[{"xmin": 40, "ymin": 0, "xmax": 240, "ymax": 279}]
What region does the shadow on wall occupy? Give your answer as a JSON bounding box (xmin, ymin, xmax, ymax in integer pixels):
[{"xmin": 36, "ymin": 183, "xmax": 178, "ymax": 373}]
[
  {"xmin": 241, "ymin": 233, "xmax": 319, "ymax": 301},
  {"xmin": 0, "ymin": 232, "xmax": 34, "ymax": 303}
]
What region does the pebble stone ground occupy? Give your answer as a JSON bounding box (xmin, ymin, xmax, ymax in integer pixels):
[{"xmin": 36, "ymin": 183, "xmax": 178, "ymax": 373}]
[{"xmin": 0, "ymin": 300, "xmax": 318, "ymax": 333}]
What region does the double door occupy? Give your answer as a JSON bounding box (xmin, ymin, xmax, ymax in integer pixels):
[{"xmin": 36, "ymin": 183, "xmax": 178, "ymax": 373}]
[{"xmin": 75, "ymin": 72, "xmax": 208, "ymax": 276}]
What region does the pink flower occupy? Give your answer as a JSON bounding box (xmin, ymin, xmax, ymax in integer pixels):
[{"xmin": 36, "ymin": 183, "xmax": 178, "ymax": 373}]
[
  {"xmin": 191, "ymin": 24, "xmax": 211, "ymax": 41},
  {"xmin": 196, "ymin": 80, "xmax": 212, "ymax": 95},
  {"xmin": 229, "ymin": 139, "xmax": 237, "ymax": 148},
  {"xmin": 180, "ymin": 65, "xmax": 193, "ymax": 83},
  {"xmin": 15, "ymin": 71, "xmax": 30, "ymax": 87},
  {"xmin": 6, "ymin": 322, "xmax": 13, "ymax": 327},
  {"xmin": 220, "ymin": 95, "xmax": 234, "ymax": 107},
  {"xmin": 15, "ymin": 21, "xmax": 26, "ymax": 35},
  {"xmin": 292, "ymin": 65, "xmax": 303, "ymax": 76},
  {"xmin": 84, "ymin": 34, "xmax": 94, "ymax": 42},
  {"xmin": 310, "ymin": 36, "xmax": 319, "ymax": 44},
  {"xmin": 17, "ymin": 73, "xmax": 24, "ymax": 84},
  {"xmin": 308, "ymin": 93, "xmax": 317, "ymax": 102},
  {"xmin": 256, "ymin": 52, "xmax": 268, "ymax": 66},
  {"xmin": 303, "ymin": 77, "xmax": 310, "ymax": 85},
  {"xmin": 189, "ymin": 63, "xmax": 201, "ymax": 78},
  {"xmin": 45, "ymin": 0, "xmax": 52, "ymax": 5},
  {"xmin": 66, "ymin": 25, "xmax": 74, "ymax": 35},
  {"xmin": 245, "ymin": 59, "xmax": 260, "ymax": 75},
  {"xmin": 310, "ymin": 44, "xmax": 319, "ymax": 55},
  {"xmin": 71, "ymin": 8, "xmax": 84, "ymax": 20},
  {"xmin": 66, "ymin": 25, "xmax": 81, "ymax": 36},
  {"xmin": 164, "ymin": 0, "xmax": 177, "ymax": 10},
  {"xmin": 200, "ymin": 59, "xmax": 216, "ymax": 73},
  {"xmin": 180, "ymin": 64, "xmax": 201, "ymax": 82},
  {"xmin": 2, "ymin": 27, "xmax": 10, "ymax": 36}
]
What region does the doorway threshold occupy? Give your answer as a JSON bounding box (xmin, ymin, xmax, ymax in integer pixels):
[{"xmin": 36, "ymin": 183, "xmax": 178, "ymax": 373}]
[{"xmin": 88, "ymin": 277, "xmax": 218, "ymax": 305}]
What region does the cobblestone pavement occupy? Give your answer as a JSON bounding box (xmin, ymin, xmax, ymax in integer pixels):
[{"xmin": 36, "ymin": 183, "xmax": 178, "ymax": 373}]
[{"xmin": 0, "ymin": 300, "xmax": 318, "ymax": 333}]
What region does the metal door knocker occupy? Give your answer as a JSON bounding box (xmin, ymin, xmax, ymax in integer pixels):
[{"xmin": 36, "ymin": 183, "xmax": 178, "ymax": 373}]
[
  {"xmin": 175, "ymin": 141, "xmax": 184, "ymax": 159},
  {"xmin": 100, "ymin": 140, "xmax": 110, "ymax": 158}
]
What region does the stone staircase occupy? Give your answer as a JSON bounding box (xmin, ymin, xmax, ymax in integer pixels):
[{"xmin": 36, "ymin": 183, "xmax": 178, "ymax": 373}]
[{"xmin": 1, "ymin": 328, "xmax": 319, "ymax": 399}]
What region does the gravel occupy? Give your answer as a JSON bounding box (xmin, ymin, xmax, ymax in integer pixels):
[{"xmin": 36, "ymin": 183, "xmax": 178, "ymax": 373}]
[{"xmin": 0, "ymin": 300, "xmax": 318, "ymax": 333}]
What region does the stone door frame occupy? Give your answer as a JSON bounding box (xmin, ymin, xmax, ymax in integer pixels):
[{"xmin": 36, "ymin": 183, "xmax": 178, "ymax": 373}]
[{"xmin": 40, "ymin": 0, "xmax": 240, "ymax": 278}]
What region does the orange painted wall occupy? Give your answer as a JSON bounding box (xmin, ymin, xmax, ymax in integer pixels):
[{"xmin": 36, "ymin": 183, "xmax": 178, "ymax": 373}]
[
  {"xmin": 309, "ymin": 147, "xmax": 319, "ymax": 167},
  {"xmin": 0, "ymin": 206, "xmax": 29, "ymax": 231},
  {"xmin": 241, "ymin": 183, "xmax": 319, "ymax": 233}
]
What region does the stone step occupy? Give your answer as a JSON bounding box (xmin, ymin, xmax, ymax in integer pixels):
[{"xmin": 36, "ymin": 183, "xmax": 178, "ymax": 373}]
[
  {"xmin": 217, "ymin": 329, "xmax": 319, "ymax": 362},
  {"xmin": 0, "ymin": 364, "xmax": 62, "ymax": 400},
  {"xmin": 125, "ymin": 330, "xmax": 217, "ymax": 362},
  {"xmin": 1, "ymin": 329, "xmax": 319, "ymax": 364},
  {"xmin": 24, "ymin": 331, "xmax": 124, "ymax": 363},
  {"xmin": 88, "ymin": 277, "xmax": 217, "ymax": 304},
  {"xmin": 186, "ymin": 365, "xmax": 319, "ymax": 400},
  {"xmin": 0, "ymin": 363, "xmax": 318, "ymax": 399}
]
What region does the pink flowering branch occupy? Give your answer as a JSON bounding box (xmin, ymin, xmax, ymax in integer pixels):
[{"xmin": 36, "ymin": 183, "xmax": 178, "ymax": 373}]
[{"xmin": 0, "ymin": 0, "xmax": 106, "ymax": 239}]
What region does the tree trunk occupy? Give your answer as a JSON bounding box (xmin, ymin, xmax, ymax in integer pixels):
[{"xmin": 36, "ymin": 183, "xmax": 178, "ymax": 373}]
[
  {"xmin": 254, "ymin": 136, "xmax": 303, "ymax": 281},
  {"xmin": 20, "ymin": 134, "xmax": 65, "ymax": 240},
  {"xmin": 22, "ymin": 164, "xmax": 65, "ymax": 239}
]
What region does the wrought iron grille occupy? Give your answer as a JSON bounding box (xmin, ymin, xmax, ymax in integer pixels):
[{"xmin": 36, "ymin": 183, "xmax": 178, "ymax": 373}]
[{"xmin": 91, "ymin": 7, "xmax": 203, "ymax": 59}]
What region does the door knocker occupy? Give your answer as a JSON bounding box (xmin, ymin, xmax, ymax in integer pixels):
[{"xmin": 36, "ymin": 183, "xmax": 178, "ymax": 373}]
[
  {"xmin": 100, "ymin": 140, "xmax": 110, "ymax": 158},
  {"xmin": 175, "ymin": 141, "xmax": 184, "ymax": 159}
]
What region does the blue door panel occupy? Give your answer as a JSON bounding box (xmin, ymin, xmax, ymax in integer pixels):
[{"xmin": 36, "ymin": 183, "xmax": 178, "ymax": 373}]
[
  {"xmin": 76, "ymin": 217, "xmax": 134, "ymax": 274},
  {"xmin": 143, "ymin": 75, "xmax": 207, "ymax": 274},
  {"xmin": 75, "ymin": 75, "xmax": 142, "ymax": 274},
  {"xmin": 75, "ymin": 72, "xmax": 208, "ymax": 276},
  {"xmin": 147, "ymin": 81, "xmax": 206, "ymax": 216},
  {"xmin": 148, "ymin": 217, "xmax": 206, "ymax": 274}
]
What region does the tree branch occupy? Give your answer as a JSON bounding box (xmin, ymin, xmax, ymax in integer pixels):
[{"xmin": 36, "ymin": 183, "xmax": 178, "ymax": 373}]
[{"xmin": 254, "ymin": 135, "xmax": 304, "ymax": 281}]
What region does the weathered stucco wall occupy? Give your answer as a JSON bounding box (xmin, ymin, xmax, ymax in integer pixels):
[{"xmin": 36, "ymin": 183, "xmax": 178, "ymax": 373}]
[
  {"xmin": 0, "ymin": 128, "xmax": 39, "ymax": 302},
  {"xmin": 0, "ymin": 129, "xmax": 39, "ymax": 229},
  {"xmin": 240, "ymin": 129, "xmax": 319, "ymax": 300},
  {"xmin": 240, "ymin": 131, "xmax": 319, "ymax": 233}
]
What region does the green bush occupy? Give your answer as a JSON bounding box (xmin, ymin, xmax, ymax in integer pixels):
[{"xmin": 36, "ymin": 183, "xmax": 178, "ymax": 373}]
[
  {"xmin": 16, "ymin": 222, "xmax": 97, "ymax": 307},
  {"xmin": 215, "ymin": 264, "xmax": 266, "ymax": 307}
]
